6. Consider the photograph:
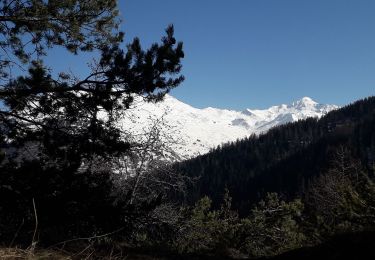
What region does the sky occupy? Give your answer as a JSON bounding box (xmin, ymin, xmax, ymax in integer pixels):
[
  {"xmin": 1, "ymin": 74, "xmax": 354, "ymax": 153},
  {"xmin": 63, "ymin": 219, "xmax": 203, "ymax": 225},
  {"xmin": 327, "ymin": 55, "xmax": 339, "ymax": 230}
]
[{"xmin": 45, "ymin": 0, "xmax": 375, "ymax": 110}]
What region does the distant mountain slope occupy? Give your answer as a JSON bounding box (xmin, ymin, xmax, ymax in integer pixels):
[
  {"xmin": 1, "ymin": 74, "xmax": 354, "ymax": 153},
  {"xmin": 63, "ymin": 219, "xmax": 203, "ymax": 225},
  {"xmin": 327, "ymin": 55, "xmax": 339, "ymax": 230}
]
[
  {"xmin": 177, "ymin": 96, "xmax": 375, "ymax": 213},
  {"xmin": 121, "ymin": 95, "xmax": 337, "ymax": 159}
]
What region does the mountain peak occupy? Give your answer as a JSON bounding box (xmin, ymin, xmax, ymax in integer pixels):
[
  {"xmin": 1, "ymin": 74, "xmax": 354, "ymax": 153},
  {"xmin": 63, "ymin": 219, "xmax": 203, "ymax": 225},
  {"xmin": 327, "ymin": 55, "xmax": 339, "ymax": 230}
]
[
  {"xmin": 293, "ymin": 97, "xmax": 318, "ymax": 108},
  {"xmin": 124, "ymin": 95, "xmax": 338, "ymax": 159},
  {"xmin": 300, "ymin": 96, "xmax": 316, "ymax": 103}
]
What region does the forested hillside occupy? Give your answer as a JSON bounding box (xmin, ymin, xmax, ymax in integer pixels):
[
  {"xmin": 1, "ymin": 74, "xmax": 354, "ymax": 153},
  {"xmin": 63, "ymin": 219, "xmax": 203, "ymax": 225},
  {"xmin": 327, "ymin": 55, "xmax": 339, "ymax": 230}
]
[{"xmin": 178, "ymin": 96, "xmax": 375, "ymax": 213}]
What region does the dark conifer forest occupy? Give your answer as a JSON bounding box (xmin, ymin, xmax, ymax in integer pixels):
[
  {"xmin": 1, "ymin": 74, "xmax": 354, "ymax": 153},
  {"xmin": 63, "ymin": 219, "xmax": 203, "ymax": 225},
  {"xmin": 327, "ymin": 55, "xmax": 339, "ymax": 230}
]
[
  {"xmin": 178, "ymin": 96, "xmax": 375, "ymax": 214},
  {"xmin": 0, "ymin": 1, "xmax": 375, "ymax": 259}
]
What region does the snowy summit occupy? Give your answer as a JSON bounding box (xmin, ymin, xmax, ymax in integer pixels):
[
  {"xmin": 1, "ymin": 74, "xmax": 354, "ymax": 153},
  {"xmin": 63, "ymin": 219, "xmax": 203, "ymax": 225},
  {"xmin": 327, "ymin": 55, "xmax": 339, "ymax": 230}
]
[{"xmin": 120, "ymin": 95, "xmax": 338, "ymax": 160}]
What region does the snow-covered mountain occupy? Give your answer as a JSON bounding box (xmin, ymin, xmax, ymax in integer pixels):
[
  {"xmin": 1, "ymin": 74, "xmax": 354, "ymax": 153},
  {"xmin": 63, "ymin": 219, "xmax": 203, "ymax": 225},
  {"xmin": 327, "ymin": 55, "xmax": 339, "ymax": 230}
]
[{"xmin": 120, "ymin": 95, "xmax": 338, "ymax": 160}]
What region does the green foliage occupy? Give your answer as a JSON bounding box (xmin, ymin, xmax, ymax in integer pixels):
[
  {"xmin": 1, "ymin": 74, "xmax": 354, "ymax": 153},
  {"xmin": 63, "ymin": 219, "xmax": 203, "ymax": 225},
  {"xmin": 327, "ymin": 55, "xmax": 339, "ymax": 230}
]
[
  {"xmin": 171, "ymin": 191, "xmax": 306, "ymax": 258},
  {"xmin": 174, "ymin": 190, "xmax": 239, "ymax": 255},
  {"xmin": 307, "ymin": 149, "xmax": 375, "ymax": 235},
  {"xmin": 239, "ymin": 193, "xmax": 306, "ymax": 257},
  {"xmin": 0, "ymin": 0, "xmax": 122, "ymax": 81}
]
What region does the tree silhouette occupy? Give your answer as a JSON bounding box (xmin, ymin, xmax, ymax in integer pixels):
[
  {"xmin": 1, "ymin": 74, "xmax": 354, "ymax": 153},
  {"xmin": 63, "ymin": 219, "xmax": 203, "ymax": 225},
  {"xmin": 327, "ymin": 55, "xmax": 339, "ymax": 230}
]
[{"xmin": 0, "ymin": 1, "xmax": 185, "ymax": 245}]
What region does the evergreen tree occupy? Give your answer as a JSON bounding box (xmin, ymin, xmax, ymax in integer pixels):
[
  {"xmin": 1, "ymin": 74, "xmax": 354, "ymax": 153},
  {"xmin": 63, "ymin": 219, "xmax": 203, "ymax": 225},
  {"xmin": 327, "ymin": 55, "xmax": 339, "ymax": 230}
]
[
  {"xmin": 239, "ymin": 193, "xmax": 305, "ymax": 257},
  {"xmin": 307, "ymin": 148, "xmax": 375, "ymax": 234},
  {"xmin": 0, "ymin": 0, "xmax": 122, "ymax": 84},
  {"xmin": 0, "ymin": 0, "xmax": 185, "ymax": 245}
]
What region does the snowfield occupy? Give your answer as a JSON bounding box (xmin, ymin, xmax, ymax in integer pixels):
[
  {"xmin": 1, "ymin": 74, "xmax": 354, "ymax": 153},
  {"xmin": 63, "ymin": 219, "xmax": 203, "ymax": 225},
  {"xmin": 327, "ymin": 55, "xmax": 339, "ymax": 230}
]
[{"xmin": 119, "ymin": 95, "xmax": 338, "ymax": 160}]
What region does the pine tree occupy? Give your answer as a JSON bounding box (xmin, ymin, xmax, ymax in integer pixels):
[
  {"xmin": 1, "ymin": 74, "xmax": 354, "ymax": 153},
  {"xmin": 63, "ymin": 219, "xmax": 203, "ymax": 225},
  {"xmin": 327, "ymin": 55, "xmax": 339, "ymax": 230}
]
[
  {"xmin": 0, "ymin": 0, "xmax": 122, "ymax": 84},
  {"xmin": 240, "ymin": 193, "xmax": 305, "ymax": 257},
  {"xmin": 0, "ymin": 0, "xmax": 185, "ymax": 245}
]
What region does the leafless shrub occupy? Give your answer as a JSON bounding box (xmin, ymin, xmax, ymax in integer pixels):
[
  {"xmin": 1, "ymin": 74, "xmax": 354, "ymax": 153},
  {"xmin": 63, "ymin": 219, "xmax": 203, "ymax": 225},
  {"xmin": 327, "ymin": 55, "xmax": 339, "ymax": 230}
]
[{"xmin": 111, "ymin": 111, "xmax": 191, "ymax": 206}]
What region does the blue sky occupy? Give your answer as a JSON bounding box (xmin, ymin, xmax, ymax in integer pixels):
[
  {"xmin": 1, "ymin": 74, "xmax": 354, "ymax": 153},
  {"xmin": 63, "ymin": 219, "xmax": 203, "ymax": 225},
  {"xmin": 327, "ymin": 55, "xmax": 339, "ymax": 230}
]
[{"xmin": 45, "ymin": 0, "xmax": 375, "ymax": 110}]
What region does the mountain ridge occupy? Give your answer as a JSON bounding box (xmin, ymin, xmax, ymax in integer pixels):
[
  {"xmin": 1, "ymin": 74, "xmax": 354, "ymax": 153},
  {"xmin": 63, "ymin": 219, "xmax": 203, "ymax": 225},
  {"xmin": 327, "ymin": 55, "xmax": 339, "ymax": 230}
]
[
  {"xmin": 177, "ymin": 96, "xmax": 375, "ymax": 213},
  {"xmin": 121, "ymin": 95, "xmax": 338, "ymax": 159}
]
